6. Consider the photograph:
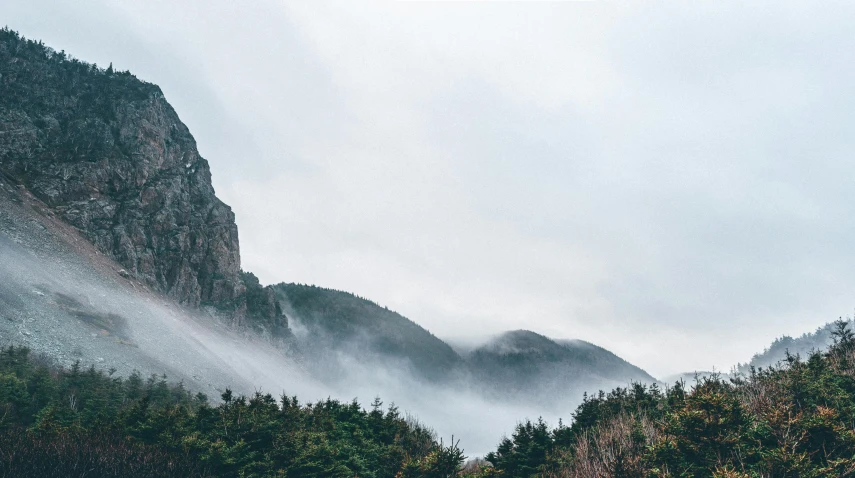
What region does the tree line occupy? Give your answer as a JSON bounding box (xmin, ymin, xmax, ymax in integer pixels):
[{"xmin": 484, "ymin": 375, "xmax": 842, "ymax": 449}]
[
  {"xmin": 0, "ymin": 345, "xmax": 463, "ymax": 477},
  {"xmin": 6, "ymin": 320, "xmax": 855, "ymax": 476},
  {"xmin": 471, "ymin": 319, "xmax": 855, "ymax": 477}
]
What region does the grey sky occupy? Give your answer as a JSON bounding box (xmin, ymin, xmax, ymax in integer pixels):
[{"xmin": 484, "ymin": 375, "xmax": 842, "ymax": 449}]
[{"xmin": 4, "ymin": 1, "xmax": 855, "ymax": 377}]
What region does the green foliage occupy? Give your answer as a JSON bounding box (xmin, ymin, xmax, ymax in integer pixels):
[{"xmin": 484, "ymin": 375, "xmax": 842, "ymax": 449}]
[
  {"xmin": 275, "ymin": 283, "xmax": 463, "ymax": 381},
  {"xmin": 476, "ymin": 321, "xmax": 855, "ymax": 478},
  {"xmin": 741, "ymin": 317, "xmax": 855, "ymax": 372},
  {"xmin": 486, "ymin": 418, "xmax": 552, "ymax": 476},
  {"xmin": 464, "ymin": 331, "xmax": 656, "ymax": 408},
  {"xmin": 0, "ymin": 27, "xmax": 156, "ymax": 127},
  {"xmin": 0, "ymin": 345, "xmax": 454, "ymax": 477},
  {"xmin": 400, "ymin": 437, "xmax": 466, "ymax": 478}
]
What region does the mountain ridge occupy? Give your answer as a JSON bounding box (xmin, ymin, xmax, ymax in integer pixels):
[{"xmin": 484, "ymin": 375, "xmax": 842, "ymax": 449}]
[
  {"xmin": 0, "ymin": 27, "xmax": 658, "ymax": 422},
  {"xmin": 274, "ymin": 282, "xmax": 465, "ymax": 382}
]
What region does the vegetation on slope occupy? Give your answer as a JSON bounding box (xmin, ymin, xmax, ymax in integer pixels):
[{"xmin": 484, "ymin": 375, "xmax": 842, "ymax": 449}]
[
  {"xmin": 470, "ymin": 331, "xmax": 655, "ymax": 384},
  {"xmin": 275, "ymin": 285, "xmax": 654, "ymax": 396},
  {"xmin": 741, "ymin": 318, "xmax": 853, "ymax": 372},
  {"xmin": 473, "ymin": 320, "xmax": 855, "ymax": 477},
  {"xmin": 0, "ymin": 27, "xmax": 284, "ymax": 331},
  {"xmin": 275, "ymin": 283, "xmax": 463, "ymax": 381},
  {"xmin": 5, "ymin": 309, "xmax": 855, "ymax": 477},
  {"xmin": 466, "ymin": 330, "xmax": 656, "ymax": 406},
  {"xmin": 0, "ymin": 345, "xmax": 464, "ymax": 477}
]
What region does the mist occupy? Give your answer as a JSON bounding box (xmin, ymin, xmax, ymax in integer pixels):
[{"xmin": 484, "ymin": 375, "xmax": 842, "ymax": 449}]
[
  {"xmin": 2, "ymin": 2, "xmax": 855, "ymax": 475},
  {"xmin": 4, "ymin": 0, "xmax": 844, "ymax": 459},
  {"xmin": 0, "ymin": 180, "xmax": 632, "ymax": 457},
  {"xmin": 0, "ymin": 209, "xmax": 646, "ymax": 459},
  {"xmin": 5, "ymin": 1, "xmax": 855, "ymax": 380},
  {"xmin": 0, "ymin": 236, "xmax": 587, "ymax": 456}
]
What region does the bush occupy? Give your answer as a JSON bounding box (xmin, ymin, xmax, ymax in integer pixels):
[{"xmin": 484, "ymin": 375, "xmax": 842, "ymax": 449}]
[{"xmin": 0, "ymin": 345, "xmax": 453, "ymax": 477}]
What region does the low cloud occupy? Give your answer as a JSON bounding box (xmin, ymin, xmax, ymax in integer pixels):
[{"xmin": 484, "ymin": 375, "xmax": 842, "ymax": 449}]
[{"xmin": 4, "ymin": 0, "xmax": 855, "ymax": 378}]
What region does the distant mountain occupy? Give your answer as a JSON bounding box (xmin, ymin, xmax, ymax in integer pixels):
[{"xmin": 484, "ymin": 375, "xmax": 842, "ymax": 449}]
[
  {"xmin": 0, "ymin": 29, "xmax": 660, "ymax": 448},
  {"xmin": 661, "ymin": 371, "xmax": 730, "ymax": 386},
  {"xmin": 739, "ymin": 319, "xmax": 853, "ymax": 372},
  {"xmin": 274, "ymin": 283, "xmax": 464, "ymax": 381},
  {"xmin": 465, "ymin": 330, "xmax": 656, "ymax": 406},
  {"xmin": 665, "ymin": 319, "xmax": 852, "ymax": 381},
  {"xmin": 274, "ymin": 285, "xmax": 655, "ymax": 400}
]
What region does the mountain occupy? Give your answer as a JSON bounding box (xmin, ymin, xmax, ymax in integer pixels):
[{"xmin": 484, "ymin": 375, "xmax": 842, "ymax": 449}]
[
  {"xmin": 0, "ymin": 28, "xmax": 282, "ymax": 332},
  {"xmin": 663, "ymin": 319, "xmax": 851, "ymax": 382},
  {"xmin": 465, "ymin": 330, "xmax": 656, "ymax": 406},
  {"xmin": 739, "ymin": 318, "xmax": 853, "ymax": 372},
  {"xmin": 0, "ymin": 27, "xmax": 654, "ymax": 391},
  {"xmin": 274, "ymin": 284, "xmax": 657, "ymax": 397},
  {"xmin": 0, "ymin": 28, "xmax": 661, "ymax": 455},
  {"xmin": 274, "ymin": 283, "xmax": 463, "ymax": 381},
  {"xmin": 0, "ymin": 166, "xmax": 293, "ymax": 395},
  {"xmin": 483, "ymin": 328, "xmax": 855, "ymax": 477}
]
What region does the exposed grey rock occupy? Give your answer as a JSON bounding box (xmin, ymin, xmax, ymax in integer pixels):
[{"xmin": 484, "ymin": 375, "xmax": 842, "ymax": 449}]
[{"xmin": 0, "ymin": 30, "xmax": 285, "ymax": 333}]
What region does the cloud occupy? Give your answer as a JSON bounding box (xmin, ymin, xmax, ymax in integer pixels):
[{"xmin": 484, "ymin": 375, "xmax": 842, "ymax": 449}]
[{"xmin": 4, "ymin": 0, "xmax": 855, "ymax": 376}]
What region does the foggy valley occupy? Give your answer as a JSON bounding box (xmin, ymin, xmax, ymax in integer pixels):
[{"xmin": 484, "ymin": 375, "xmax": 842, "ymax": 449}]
[
  {"xmin": 2, "ymin": 2, "xmax": 855, "ymax": 476},
  {"xmin": 0, "ymin": 167, "xmax": 656, "ymax": 457}
]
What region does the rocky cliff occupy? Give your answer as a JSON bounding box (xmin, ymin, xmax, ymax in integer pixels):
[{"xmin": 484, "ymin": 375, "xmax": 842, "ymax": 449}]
[{"xmin": 0, "ymin": 29, "xmax": 284, "ymax": 333}]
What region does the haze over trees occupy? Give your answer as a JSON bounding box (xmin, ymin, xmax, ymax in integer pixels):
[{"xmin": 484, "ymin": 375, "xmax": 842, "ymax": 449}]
[
  {"xmin": 5, "ymin": 320, "xmax": 855, "ymax": 476},
  {"xmin": 2, "ymin": 24, "xmax": 854, "ymax": 478},
  {"xmin": 0, "ymin": 24, "xmax": 660, "ymax": 462},
  {"xmin": 0, "ymin": 345, "xmax": 462, "ymax": 477},
  {"xmin": 476, "ymin": 320, "xmax": 855, "ymax": 477}
]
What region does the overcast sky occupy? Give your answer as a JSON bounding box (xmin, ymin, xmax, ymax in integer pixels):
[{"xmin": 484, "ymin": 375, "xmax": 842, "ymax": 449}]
[{"xmin": 5, "ymin": 1, "xmax": 855, "ymax": 377}]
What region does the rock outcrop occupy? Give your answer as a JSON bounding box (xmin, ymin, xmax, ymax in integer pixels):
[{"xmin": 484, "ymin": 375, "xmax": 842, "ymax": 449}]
[{"xmin": 0, "ymin": 29, "xmax": 285, "ymax": 333}]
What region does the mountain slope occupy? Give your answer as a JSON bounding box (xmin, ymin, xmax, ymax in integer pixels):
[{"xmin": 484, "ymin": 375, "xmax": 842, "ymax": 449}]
[
  {"xmin": 274, "ymin": 283, "xmax": 463, "ymax": 381},
  {"xmin": 664, "ymin": 319, "xmax": 851, "ymax": 381},
  {"xmin": 275, "ymin": 283, "xmax": 656, "ymax": 410},
  {"xmin": 0, "ymin": 168, "xmax": 318, "ymax": 398},
  {"xmin": 0, "ymin": 28, "xmax": 281, "ymax": 331},
  {"xmin": 556, "ymin": 338, "xmax": 658, "ymax": 383},
  {"xmin": 466, "ymin": 330, "xmax": 656, "ymax": 406},
  {"xmin": 0, "ymin": 29, "xmax": 664, "ymax": 455},
  {"xmin": 740, "ymin": 319, "xmax": 853, "ymax": 371},
  {"xmin": 0, "ymin": 27, "xmax": 654, "ymax": 398}
]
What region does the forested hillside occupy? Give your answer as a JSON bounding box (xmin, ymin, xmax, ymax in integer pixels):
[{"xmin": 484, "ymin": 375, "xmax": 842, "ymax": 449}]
[
  {"xmin": 0, "ymin": 345, "xmax": 463, "ymax": 477},
  {"xmin": 740, "ymin": 318, "xmax": 853, "ymax": 372},
  {"xmin": 466, "ymin": 331, "xmax": 656, "ymax": 407},
  {"xmin": 275, "ymin": 285, "xmax": 656, "ymax": 400},
  {"xmin": 0, "ymin": 27, "xmax": 663, "ymax": 461},
  {"xmin": 6, "ymin": 320, "xmax": 855, "ymax": 477},
  {"xmin": 470, "ymin": 320, "xmax": 855, "ymax": 477},
  {"xmin": 275, "ymin": 283, "xmax": 464, "ymax": 381},
  {"xmin": 6, "ymin": 24, "xmax": 854, "ymax": 477}
]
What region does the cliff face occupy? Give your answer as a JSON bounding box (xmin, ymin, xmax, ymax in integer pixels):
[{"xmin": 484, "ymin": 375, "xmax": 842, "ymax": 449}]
[{"xmin": 0, "ymin": 29, "xmax": 283, "ymax": 332}]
